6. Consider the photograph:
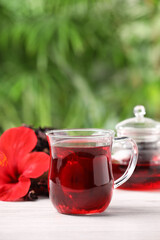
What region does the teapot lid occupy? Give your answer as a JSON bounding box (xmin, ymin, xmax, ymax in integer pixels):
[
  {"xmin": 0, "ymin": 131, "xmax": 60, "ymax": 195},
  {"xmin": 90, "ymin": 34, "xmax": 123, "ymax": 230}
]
[{"xmin": 116, "ymin": 105, "xmax": 160, "ymax": 141}]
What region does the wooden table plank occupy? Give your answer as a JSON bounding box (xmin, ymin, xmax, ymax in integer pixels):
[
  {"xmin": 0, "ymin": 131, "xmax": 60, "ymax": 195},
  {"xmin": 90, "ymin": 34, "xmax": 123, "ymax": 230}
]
[{"xmin": 0, "ymin": 190, "xmax": 160, "ymax": 240}]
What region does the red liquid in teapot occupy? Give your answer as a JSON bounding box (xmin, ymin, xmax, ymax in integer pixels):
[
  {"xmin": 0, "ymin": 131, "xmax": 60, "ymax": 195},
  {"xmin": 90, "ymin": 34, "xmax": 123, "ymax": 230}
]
[
  {"xmin": 112, "ymin": 162, "xmax": 160, "ymax": 190},
  {"xmin": 112, "ymin": 142, "xmax": 160, "ymax": 190},
  {"xmin": 49, "ymin": 144, "xmax": 113, "ymax": 214}
]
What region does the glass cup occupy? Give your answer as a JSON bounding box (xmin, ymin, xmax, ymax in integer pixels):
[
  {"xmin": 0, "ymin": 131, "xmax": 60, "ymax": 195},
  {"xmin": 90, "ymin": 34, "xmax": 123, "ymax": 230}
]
[{"xmin": 46, "ymin": 129, "xmax": 138, "ymax": 215}]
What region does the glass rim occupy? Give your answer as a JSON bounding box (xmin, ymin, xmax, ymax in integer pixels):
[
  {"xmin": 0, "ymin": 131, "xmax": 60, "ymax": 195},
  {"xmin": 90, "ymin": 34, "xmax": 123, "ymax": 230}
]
[{"xmin": 46, "ymin": 128, "xmax": 115, "ymax": 139}]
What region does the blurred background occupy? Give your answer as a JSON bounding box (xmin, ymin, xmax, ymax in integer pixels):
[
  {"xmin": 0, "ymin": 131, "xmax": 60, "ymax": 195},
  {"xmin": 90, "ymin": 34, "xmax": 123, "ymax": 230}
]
[{"xmin": 0, "ymin": 0, "xmax": 160, "ymax": 134}]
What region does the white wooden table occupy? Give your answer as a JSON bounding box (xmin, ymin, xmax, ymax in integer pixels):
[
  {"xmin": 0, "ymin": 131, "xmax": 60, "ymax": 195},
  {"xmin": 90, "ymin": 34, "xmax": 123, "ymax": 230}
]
[{"xmin": 0, "ymin": 190, "xmax": 160, "ymax": 240}]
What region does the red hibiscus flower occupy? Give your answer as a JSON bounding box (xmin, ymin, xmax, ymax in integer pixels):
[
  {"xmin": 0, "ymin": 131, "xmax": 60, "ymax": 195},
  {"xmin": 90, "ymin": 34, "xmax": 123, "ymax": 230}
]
[{"xmin": 0, "ymin": 126, "xmax": 50, "ymax": 201}]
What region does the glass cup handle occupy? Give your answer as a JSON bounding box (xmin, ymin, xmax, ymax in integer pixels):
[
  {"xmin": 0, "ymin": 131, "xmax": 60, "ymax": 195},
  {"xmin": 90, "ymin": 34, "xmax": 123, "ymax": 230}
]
[{"xmin": 113, "ymin": 137, "xmax": 138, "ymax": 189}]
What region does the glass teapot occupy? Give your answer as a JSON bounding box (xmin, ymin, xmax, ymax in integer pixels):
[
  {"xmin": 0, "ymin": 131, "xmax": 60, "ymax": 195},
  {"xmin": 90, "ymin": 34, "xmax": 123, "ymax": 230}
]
[{"xmin": 112, "ymin": 105, "xmax": 160, "ymax": 190}]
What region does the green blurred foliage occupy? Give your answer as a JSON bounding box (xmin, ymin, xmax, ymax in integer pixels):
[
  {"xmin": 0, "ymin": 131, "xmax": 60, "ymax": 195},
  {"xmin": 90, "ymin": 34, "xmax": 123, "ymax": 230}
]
[{"xmin": 0, "ymin": 0, "xmax": 160, "ymax": 133}]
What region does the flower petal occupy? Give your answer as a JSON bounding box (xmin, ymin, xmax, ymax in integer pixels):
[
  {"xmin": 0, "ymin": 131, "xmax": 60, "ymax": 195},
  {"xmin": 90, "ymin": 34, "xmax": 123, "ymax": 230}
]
[
  {"xmin": 20, "ymin": 152, "xmax": 50, "ymax": 178},
  {"xmin": 0, "ymin": 127, "xmax": 37, "ymax": 162},
  {"xmin": 0, "ymin": 176, "xmax": 31, "ymax": 201},
  {"xmin": 0, "ymin": 151, "xmax": 18, "ymax": 185}
]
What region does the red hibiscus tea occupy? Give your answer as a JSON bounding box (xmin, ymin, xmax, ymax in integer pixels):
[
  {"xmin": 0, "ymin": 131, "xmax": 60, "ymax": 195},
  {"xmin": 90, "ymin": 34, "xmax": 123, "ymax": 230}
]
[
  {"xmin": 49, "ymin": 142, "xmax": 113, "ymax": 215},
  {"xmin": 112, "ymin": 162, "xmax": 160, "ymax": 190},
  {"xmin": 112, "ymin": 142, "xmax": 160, "ymax": 190},
  {"xmin": 47, "ymin": 129, "xmax": 138, "ymax": 215}
]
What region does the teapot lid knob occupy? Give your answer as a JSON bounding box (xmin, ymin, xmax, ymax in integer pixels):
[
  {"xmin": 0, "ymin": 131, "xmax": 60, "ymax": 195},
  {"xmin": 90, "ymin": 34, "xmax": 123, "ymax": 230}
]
[{"xmin": 134, "ymin": 105, "xmax": 146, "ymax": 119}]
